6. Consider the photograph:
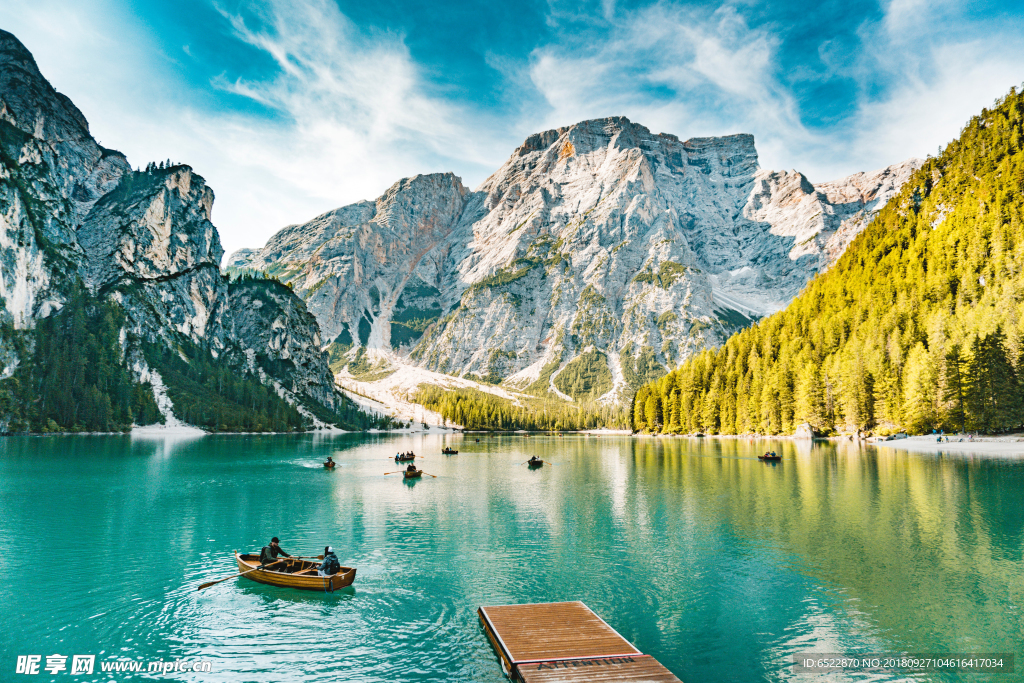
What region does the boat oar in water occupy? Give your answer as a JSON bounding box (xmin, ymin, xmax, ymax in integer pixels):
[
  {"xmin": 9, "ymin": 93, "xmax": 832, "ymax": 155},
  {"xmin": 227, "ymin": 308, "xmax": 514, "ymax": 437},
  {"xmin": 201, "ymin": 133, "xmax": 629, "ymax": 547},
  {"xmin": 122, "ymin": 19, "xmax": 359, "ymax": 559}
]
[{"xmin": 386, "ymin": 471, "xmax": 438, "ymax": 477}]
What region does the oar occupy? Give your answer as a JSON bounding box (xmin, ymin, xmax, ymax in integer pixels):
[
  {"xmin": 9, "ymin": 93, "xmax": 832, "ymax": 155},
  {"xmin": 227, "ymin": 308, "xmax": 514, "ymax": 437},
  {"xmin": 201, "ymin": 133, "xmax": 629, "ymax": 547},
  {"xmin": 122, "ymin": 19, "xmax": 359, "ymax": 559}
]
[
  {"xmin": 198, "ymin": 557, "xmax": 287, "ymax": 591},
  {"xmin": 419, "ymin": 471, "xmax": 438, "ymax": 478}
]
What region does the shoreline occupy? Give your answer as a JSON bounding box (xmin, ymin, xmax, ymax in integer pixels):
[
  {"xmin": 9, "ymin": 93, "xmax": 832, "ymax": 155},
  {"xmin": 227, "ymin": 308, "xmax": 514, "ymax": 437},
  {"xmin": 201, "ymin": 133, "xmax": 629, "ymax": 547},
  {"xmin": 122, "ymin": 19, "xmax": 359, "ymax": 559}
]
[
  {"xmin": 635, "ymin": 431, "xmax": 1024, "ymax": 457},
  {"xmin": 8, "ymin": 429, "xmax": 1023, "ymax": 456}
]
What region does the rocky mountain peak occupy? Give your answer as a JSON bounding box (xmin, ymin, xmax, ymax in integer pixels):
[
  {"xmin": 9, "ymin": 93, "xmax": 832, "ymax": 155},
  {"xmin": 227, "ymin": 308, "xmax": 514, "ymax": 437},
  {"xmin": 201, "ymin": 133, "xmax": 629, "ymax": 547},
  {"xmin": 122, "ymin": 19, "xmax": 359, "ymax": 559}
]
[
  {"xmin": 81, "ymin": 165, "xmax": 222, "ymax": 291},
  {"xmin": 232, "ymin": 118, "xmax": 922, "ymax": 406},
  {"xmin": 0, "ymin": 30, "xmax": 360, "ymax": 430}
]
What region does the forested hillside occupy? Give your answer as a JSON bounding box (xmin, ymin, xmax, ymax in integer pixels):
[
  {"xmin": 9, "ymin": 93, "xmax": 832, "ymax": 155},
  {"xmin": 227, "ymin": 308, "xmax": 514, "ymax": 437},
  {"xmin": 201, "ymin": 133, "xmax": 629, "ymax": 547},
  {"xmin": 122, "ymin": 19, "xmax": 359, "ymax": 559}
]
[
  {"xmin": 415, "ymin": 385, "xmax": 627, "ymax": 431},
  {"xmin": 633, "ymin": 86, "xmax": 1024, "ymax": 436},
  {"xmin": 0, "ymin": 287, "xmax": 163, "ymax": 432}
]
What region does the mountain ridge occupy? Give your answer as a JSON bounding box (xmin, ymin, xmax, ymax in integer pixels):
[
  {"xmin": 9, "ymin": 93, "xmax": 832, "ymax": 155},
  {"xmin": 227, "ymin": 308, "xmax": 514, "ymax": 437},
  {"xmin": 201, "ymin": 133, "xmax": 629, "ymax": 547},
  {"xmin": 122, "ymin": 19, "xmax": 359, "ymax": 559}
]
[
  {"xmin": 232, "ymin": 117, "xmax": 921, "ymax": 406},
  {"xmin": 0, "ymin": 29, "xmax": 376, "ymax": 432}
]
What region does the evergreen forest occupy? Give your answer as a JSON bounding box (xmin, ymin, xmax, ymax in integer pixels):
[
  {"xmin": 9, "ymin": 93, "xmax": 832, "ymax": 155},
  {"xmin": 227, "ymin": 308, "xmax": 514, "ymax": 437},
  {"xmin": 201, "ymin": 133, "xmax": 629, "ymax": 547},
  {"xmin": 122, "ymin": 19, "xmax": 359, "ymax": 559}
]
[
  {"xmin": 633, "ymin": 86, "xmax": 1024, "ymax": 436},
  {"xmin": 0, "ymin": 286, "xmax": 163, "ymax": 432},
  {"xmin": 415, "ymin": 384, "xmax": 627, "ymax": 431},
  {"xmin": 143, "ymin": 341, "xmax": 308, "ymax": 432}
]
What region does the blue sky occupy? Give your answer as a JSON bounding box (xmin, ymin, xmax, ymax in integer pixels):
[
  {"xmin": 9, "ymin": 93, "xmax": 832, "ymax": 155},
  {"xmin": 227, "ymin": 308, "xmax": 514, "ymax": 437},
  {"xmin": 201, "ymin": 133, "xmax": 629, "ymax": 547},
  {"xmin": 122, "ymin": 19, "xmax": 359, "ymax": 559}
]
[{"xmin": 3, "ymin": 0, "xmax": 1022, "ymax": 257}]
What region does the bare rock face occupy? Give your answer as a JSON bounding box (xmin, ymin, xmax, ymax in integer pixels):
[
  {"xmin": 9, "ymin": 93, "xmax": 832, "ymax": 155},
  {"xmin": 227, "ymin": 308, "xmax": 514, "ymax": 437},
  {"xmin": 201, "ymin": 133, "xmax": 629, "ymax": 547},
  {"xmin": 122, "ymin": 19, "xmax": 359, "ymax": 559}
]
[
  {"xmin": 79, "ymin": 166, "xmax": 228, "ymax": 349},
  {"xmin": 0, "ymin": 29, "xmax": 349, "ymax": 426},
  {"xmin": 235, "ymin": 117, "xmax": 920, "ymax": 404},
  {"xmin": 0, "ymin": 29, "xmax": 130, "ymax": 326},
  {"xmin": 234, "ymin": 173, "xmax": 468, "ymax": 349},
  {"xmin": 227, "ymin": 278, "xmax": 339, "ymax": 409}
]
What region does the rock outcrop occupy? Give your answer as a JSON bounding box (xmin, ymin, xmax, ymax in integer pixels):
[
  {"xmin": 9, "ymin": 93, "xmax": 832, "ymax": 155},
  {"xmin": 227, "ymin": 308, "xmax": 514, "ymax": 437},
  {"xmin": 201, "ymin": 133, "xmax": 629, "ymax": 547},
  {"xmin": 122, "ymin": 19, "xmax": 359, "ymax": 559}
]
[
  {"xmin": 234, "ymin": 173, "xmax": 468, "ymax": 349},
  {"xmin": 227, "ymin": 277, "xmax": 339, "ymax": 409},
  {"xmin": 234, "ymin": 117, "xmax": 920, "ymax": 404},
  {"xmin": 0, "ymin": 29, "xmax": 130, "ymax": 327},
  {"xmin": 80, "ymin": 166, "xmax": 228, "ymax": 350},
  {"xmin": 0, "ymin": 29, "xmax": 349, "ymax": 426}
]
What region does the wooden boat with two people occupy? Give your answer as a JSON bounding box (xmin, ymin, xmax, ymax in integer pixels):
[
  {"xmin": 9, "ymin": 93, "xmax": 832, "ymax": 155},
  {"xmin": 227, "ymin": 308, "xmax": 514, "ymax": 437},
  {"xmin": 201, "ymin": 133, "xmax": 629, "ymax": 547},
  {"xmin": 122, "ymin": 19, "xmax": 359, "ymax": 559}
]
[
  {"xmin": 385, "ymin": 463, "xmax": 437, "ymax": 479},
  {"xmin": 758, "ymin": 451, "xmax": 782, "ymax": 461},
  {"xmin": 323, "ymin": 456, "xmax": 336, "ymax": 469},
  {"xmin": 442, "ymin": 447, "xmax": 458, "ymax": 454},
  {"xmin": 232, "ymin": 553, "xmax": 356, "ymax": 592},
  {"xmin": 525, "ymin": 456, "xmax": 545, "ymax": 468}
]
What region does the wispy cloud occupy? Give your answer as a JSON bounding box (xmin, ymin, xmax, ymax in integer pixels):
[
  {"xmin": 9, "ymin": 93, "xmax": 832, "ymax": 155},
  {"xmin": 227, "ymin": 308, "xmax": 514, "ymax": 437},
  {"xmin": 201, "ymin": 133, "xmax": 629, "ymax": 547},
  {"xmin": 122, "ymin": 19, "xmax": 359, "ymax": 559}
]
[
  {"xmin": 527, "ymin": 1, "xmax": 1024, "ymax": 181},
  {"xmin": 181, "ymin": 0, "xmax": 510, "ymax": 253},
  {"xmin": 528, "ymin": 4, "xmax": 823, "ymax": 174},
  {"xmin": 1, "ymin": 0, "xmax": 1021, "ymax": 256}
]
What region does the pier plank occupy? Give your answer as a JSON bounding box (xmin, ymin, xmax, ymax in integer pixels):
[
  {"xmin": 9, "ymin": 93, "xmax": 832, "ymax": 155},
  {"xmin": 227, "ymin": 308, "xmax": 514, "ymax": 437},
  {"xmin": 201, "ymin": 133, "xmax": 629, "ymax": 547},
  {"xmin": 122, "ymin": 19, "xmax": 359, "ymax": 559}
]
[
  {"xmin": 478, "ymin": 601, "xmax": 681, "ymax": 683},
  {"xmin": 479, "ymin": 601, "xmax": 641, "ymax": 663},
  {"xmin": 518, "ymin": 655, "xmax": 680, "ymax": 682}
]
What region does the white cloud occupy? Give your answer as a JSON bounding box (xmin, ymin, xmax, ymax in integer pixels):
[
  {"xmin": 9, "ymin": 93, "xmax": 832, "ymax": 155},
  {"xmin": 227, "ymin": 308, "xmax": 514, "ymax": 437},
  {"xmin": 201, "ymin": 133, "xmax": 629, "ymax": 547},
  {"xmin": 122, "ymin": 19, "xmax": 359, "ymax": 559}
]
[
  {"xmin": 0, "ymin": 0, "xmax": 508, "ymax": 258},
  {"xmin": 527, "ymin": 4, "xmax": 823, "ymax": 174},
  {"xmin": 846, "ymin": 42, "xmax": 1023, "ymax": 170},
  {"xmin": 527, "ymin": 1, "xmax": 1024, "ymax": 183}
]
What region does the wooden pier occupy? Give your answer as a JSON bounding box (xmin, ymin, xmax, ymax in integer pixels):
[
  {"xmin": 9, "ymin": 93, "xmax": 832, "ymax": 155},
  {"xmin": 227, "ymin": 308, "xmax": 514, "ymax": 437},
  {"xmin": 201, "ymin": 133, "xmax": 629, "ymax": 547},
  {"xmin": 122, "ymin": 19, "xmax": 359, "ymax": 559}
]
[{"xmin": 478, "ymin": 601, "xmax": 682, "ymax": 682}]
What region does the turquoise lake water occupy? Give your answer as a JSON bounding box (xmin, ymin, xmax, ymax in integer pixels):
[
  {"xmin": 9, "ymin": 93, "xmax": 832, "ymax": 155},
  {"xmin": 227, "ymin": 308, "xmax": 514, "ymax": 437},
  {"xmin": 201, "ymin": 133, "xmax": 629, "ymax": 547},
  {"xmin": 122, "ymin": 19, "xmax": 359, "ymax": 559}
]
[{"xmin": 1, "ymin": 434, "xmax": 1022, "ymax": 682}]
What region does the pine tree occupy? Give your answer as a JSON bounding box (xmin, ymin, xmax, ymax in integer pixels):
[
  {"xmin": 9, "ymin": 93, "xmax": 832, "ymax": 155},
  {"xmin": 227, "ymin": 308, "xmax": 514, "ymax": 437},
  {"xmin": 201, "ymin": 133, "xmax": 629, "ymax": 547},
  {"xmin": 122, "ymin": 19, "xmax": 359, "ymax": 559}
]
[
  {"xmin": 902, "ymin": 342, "xmax": 937, "ymax": 433},
  {"xmin": 943, "ymin": 344, "xmax": 968, "ymax": 433}
]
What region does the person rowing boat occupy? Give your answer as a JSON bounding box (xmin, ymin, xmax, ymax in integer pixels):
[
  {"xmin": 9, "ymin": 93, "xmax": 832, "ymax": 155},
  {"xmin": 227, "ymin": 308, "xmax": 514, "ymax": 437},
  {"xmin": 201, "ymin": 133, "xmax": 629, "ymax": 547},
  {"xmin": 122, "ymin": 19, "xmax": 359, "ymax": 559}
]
[
  {"xmin": 260, "ymin": 537, "xmax": 292, "ymax": 569},
  {"xmin": 324, "ymin": 456, "xmax": 336, "ymax": 468}
]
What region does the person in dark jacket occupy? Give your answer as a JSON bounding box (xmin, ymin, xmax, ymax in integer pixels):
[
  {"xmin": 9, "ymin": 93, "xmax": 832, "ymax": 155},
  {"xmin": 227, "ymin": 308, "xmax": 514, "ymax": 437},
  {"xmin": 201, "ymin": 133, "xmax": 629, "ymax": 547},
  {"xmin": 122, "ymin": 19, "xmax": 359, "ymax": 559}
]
[
  {"xmin": 259, "ymin": 537, "xmax": 291, "ymax": 568},
  {"xmin": 318, "ymin": 546, "xmax": 341, "ymax": 576}
]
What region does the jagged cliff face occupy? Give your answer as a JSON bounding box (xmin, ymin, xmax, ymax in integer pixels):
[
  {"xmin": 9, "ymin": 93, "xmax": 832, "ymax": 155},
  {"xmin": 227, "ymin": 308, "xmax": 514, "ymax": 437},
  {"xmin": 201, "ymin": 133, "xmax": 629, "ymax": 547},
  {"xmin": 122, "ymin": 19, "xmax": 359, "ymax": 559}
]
[
  {"xmin": 80, "ymin": 166, "xmax": 228, "ymax": 349},
  {"xmin": 234, "ymin": 117, "xmax": 919, "ymax": 403},
  {"xmin": 0, "ymin": 29, "xmax": 345, "ymax": 424},
  {"xmin": 231, "ymin": 173, "xmax": 467, "ymax": 350},
  {"xmin": 227, "ymin": 278, "xmax": 338, "ymax": 409},
  {"xmin": 0, "ymin": 31, "xmax": 130, "ymax": 327}
]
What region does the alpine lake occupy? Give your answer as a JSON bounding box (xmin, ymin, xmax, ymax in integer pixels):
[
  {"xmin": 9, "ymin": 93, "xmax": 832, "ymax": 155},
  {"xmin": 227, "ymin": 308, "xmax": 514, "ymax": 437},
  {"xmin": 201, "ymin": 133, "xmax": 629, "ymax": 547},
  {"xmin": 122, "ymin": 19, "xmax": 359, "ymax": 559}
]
[{"xmin": 1, "ymin": 433, "xmax": 1022, "ymax": 682}]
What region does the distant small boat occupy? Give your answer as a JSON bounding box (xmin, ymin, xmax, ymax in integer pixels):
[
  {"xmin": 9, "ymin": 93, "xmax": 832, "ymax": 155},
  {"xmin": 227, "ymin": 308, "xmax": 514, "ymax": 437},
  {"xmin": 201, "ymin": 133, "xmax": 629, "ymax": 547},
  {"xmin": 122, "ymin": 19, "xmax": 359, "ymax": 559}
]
[
  {"xmin": 527, "ymin": 458, "xmax": 544, "ymax": 468},
  {"xmin": 395, "ymin": 453, "xmax": 416, "ymax": 462},
  {"xmin": 234, "ymin": 553, "xmax": 355, "ymax": 591},
  {"xmin": 324, "ymin": 462, "xmax": 336, "ymax": 469},
  {"xmin": 442, "ymin": 448, "xmax": 458, "ymax": 454},
  {"xmin": 404, "ymin": 469, "xmax": 423, "ymax": 479},
  {"xmin": 758, "ymin": 452, "xmax": 781, "ymax": 461}
]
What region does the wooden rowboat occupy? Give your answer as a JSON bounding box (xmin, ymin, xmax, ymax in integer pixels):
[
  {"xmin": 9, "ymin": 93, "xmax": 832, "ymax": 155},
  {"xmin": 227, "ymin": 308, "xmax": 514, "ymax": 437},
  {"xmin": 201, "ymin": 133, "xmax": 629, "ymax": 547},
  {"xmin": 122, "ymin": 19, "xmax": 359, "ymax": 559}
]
[
  {"xmin": 527, "ymin": 459, "xmax": 544, "ymax": 468},
  {"xmin": 395, "ymin": 454, "xmax": 416, "ymax": 462},
  {"xmin": 324, "ymin": 462, "xmax": 336, "ymax": 469},
  {"xmin": 234, "ymin": 553, "xmax": 356, "ymax": 591},
  {"xmin": 758, "ymin": 453, "xmax": 782, "ymax": 461},
  {"xmin": 442, "ymin": 449, "xmax": 458, "ymax": 454},
  {"xmin": 404, "ymin": 469, "xmax": 423, "ymax": 479}
]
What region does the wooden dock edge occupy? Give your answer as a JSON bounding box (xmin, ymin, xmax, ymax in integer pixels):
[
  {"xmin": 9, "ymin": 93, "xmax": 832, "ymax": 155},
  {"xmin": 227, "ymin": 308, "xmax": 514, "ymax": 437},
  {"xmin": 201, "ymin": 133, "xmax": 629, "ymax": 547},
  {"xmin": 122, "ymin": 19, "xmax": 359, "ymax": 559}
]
[{"xmin": 478, "ymin": 607, "xmax": 514, "ymax": 677}]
